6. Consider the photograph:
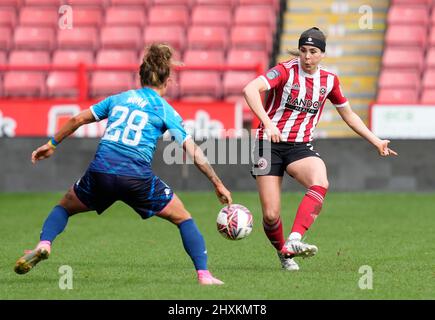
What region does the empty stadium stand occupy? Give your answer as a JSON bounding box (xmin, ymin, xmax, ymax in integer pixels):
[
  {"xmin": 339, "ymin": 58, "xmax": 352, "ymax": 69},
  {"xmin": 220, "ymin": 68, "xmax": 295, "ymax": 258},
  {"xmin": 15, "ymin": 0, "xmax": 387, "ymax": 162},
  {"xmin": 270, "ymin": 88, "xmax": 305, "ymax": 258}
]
[
  {"xmin": 0, "ymin": 0, "xmax": 276, "ymax": 113},
  {"xmin": 377, "ymin": 0, "xmax": 434, "ymax": 106}
]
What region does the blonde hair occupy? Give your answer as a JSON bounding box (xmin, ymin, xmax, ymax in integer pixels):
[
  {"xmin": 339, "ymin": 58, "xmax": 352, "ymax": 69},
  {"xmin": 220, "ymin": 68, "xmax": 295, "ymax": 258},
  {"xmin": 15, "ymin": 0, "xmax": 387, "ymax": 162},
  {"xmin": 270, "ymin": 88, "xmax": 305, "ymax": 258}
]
[{"xmin": 139, "ymin": 43, "xmax": 173, "ymax": 88}]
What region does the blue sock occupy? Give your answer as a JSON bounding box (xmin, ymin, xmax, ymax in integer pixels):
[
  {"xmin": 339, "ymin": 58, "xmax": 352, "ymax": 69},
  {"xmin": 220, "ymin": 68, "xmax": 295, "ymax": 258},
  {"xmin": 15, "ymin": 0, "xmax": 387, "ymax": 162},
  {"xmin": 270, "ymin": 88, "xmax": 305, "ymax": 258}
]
[
  {"xmin": 178, "ymin": 219, "xmax": 208, "ymax": 270},
  {"xmin": 40, "ymin": 205, "xmax": 69, "ymax": 242}
]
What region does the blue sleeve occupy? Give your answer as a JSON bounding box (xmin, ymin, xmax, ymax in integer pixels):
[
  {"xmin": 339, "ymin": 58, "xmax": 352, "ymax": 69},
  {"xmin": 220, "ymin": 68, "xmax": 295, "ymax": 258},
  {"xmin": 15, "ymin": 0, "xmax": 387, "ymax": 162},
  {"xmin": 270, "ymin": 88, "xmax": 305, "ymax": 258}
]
[
  {"xmin": 162, "ymin": 101, "xmax": 189, "ymax": 145},
  {"xmin": 90, "ymin": 96, "xmax": 112, "ymax": 121}
]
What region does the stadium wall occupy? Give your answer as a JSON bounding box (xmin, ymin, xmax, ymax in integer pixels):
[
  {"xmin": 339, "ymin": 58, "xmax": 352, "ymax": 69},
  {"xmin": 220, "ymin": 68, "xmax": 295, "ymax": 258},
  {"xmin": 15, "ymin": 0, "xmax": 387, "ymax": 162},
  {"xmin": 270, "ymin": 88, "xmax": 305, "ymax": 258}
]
[{"xmin": 0, "ymin": 138, "xmax": 434, "ymax": 192}]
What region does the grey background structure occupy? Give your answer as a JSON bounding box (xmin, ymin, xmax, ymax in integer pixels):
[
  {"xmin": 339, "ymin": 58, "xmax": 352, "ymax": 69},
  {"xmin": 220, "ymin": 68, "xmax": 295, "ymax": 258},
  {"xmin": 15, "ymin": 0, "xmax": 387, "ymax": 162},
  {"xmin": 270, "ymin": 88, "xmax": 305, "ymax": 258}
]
[{"xmin": 0, "ymin": 138, "xmax": 434, "ymax": 192}]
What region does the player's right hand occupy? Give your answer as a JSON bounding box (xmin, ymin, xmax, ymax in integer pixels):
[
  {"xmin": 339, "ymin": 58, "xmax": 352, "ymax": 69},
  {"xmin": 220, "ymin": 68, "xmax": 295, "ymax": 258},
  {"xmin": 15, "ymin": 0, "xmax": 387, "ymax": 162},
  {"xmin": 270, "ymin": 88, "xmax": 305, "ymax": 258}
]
[
  {"xmin": 264, "ymin": 122, "xmax": 282, "ymax": 143},
  {"xmin": 31, "ymin": 143, "xmax": 55, "ymax": 164}
]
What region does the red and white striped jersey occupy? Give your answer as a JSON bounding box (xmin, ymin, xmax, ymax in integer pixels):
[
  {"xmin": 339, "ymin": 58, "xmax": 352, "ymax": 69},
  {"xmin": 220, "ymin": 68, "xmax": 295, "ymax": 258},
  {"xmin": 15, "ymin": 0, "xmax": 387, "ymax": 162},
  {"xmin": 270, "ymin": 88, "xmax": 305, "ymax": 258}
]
[{"xmin": 257, "ymin": 58, "xmax": 348, "ymax": 142}]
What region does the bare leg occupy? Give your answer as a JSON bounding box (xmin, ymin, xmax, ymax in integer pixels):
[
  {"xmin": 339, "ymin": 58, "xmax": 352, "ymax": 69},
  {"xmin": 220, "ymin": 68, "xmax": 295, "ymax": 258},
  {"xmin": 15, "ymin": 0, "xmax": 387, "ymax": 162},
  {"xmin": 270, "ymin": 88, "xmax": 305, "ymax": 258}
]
[{"xmin": 256, "ymin": 175, "xmax": 286, "ymax": 250}]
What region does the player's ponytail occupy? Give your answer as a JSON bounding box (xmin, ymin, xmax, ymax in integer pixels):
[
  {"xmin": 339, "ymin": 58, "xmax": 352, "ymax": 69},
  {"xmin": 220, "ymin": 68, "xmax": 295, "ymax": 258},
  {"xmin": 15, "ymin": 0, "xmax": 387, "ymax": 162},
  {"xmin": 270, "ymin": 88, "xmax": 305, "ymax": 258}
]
[{"xmin": 139, "ymin": 43, "xmax": 173, "ymax": 88}]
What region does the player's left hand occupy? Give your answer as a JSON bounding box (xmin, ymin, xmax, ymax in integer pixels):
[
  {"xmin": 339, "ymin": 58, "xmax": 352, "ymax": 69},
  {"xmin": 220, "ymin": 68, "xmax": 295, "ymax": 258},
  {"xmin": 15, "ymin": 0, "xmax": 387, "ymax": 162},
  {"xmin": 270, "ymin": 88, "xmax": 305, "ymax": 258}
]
[
  {"xmin": 377, "ymin": 140, "xmax": 398, "ymax": 157},
  {"xmin": 215, "ymin": 184, "xmax": 233, "ymax": 206},
  {"xmin": 31, "ymin": 143, "xmax": 55, "ymax": 164}
]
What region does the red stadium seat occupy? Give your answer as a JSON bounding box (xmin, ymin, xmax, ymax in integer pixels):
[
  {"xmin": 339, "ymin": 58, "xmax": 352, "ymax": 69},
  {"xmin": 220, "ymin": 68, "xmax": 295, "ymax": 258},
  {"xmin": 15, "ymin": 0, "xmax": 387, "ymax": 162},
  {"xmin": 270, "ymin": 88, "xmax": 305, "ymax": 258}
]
[
  {"xmin": 382, "ymin": 48, "xmax": 424, "ymax": 71},
  {"xmin": 52, "ymin": 50, "xmax": 94, "ymax": 66},
  {"xmin": 431, "ymin": 11, "xmax": 435, "ymax": 25},
  {"xmin": 181, "ymin": 50, "xmax": 224, "ymax": 97},
  {"xmin": 387, "ymin": 5, "xmax": 429, "ymax": 25},
  {"xmin": 0, "ymin": 8, "xmax": 16, "ymax": 28},
  {"xmin": 385, "ymin": 25, "xmax": 427, "ymax": 48},
  {"xmin": 179, "ymin": 71, "xmax": 222, "ymax": 99},
  {"xmin": 57, "ymin": 27, "xmax": 98, "ymax": 50},
  {"xmin": 227, "ymin": 49, "xmax": 269, "ymax": 70},
  {"xmin": 231, "ymin": 26, "xmax": 272, "ymax": 53},
  {"xmin": 422, "ymin": 69, "xmax": 435, "ymax": 88},
  {"xmin": 191, "ymin": 6, "xmax": 232, "ymax": 27},
  {"xmin": 378, "ymin": 69, "xmax": 420, "ymax": 90},
  {"xmin": 0, "ymin": 0, "xmax": 22, "ymax": 6},
  {"xmin": 24, "ymin": 0, "xmax": 63, "ymax": 5},
  {"xmin": 19, "ymin": 7, "xmax": 58, "ymax": 27},
  {"xmin": 377, "ymin": 88, "xmax": 418, "ymax": 104},
  {"xmin": 14, "ymin": 26, "xmax": 56, "ymax": 50},
  {"xmin": 4, "ymin": 72, "xmax": 46, "ymax": 97},
  {"xmin": 96, "ymin": 50, "xmax": 138, "ymax": 66},
  {"xmin": 425, "ymin": 48, "xmax": 435, "ymax": 67},
  {"xmin": 0, "ymin": 51, "xmax": 6, "ymax": 65},
  {"xmin": 65, "ymin": 0, "xmax": 107, "ymax": 6},
  {"xmin": 223, "ymin": 71, "xmax": 256, "ymax": 96},
  {"xmin": 187, "ymin": 26, "xmax": 229, "ymax": 50},
  {"xmin": 92, "ymin": 50, "xmax": 137, "ymax": 96},
  {"xmin": 47, "ymin": 50, "xmax": 94, "ymax": 97},
  {"xmin": 148, "ymin": 6, "xmax": 189, "ymax": 27},
  {"xmin": 153, "ymin": 0, "xmax": 193, "ymax": 6},
  {"xmin": 183, "ymin": 49, "xmax": 225, "ymax": 66},
  {"xmin": 420, "ymin": 89, "xmax": 435, "ymax": 103},
  {"xmin": 91, "ymin": 72, "xmax": 135, "ymax": 97},
  {"xmin": 0, "ymin": 27, "xmax": 12, "ymax": 51},
  {"xmin": 9, "ymin": 50, "xmax": 50, "ymax": 65},
  {"xmin": 143, "ymin": 26, "xmax": 186, "ymax": 52},
  {"xmin": 234, "ymin": 6, "xmax": 276, "ymax": 32},
  {"xmin": 194, "ymin": 0, "xmax": 234, "ymax": 6},
  {"xmin": 427, "ymin": 27, "xmax": 435, "ymax": 47},
  {"xmin": 100, "ymin": 26, "xmax": 142, "ymax": 49},
  {"xmin": 110, "ymin": 0, "xmax": 151, "ymax": 5},
  {"xmin": 46, "ymin": 72, "xmax": 79, "ymax": 97},
  {"xmin": 239, "ymin": 0, "xmax": 279, "ymax": 11},
  {"xmin": 72, "ymin": 7, "xmax": 103, "ymax": 27},
  {"xmin": 6, "ymin": 51, "xmax": 49, "ymax": 97},
  {"xmin": 105, "ymin": 7, "xmax": 146, "ymax": 26}
]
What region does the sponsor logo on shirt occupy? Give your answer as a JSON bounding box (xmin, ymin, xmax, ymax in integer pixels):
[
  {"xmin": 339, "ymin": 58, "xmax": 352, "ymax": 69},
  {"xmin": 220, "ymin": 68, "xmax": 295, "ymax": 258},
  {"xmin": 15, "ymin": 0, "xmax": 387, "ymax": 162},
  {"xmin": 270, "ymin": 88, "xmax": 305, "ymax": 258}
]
[{"xmin": 285, "ymin": 97, "xmax": 320, "ymax": 114}]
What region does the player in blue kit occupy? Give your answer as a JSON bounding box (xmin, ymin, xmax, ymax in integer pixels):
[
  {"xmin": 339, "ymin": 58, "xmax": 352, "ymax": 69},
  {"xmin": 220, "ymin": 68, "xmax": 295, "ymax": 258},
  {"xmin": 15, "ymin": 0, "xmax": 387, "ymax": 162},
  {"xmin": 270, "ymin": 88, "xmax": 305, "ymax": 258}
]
[{"xmin": 14, "ymin": 44, "xmax": 232, "ymax": 285}]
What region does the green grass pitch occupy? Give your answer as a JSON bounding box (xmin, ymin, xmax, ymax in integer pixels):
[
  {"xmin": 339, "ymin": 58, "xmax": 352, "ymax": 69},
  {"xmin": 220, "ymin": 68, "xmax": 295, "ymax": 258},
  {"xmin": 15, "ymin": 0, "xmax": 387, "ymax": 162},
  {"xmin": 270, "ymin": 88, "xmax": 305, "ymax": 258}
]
[{"xmin": 0, "ymin": 192, "xmax": 434, "ymax": 300}]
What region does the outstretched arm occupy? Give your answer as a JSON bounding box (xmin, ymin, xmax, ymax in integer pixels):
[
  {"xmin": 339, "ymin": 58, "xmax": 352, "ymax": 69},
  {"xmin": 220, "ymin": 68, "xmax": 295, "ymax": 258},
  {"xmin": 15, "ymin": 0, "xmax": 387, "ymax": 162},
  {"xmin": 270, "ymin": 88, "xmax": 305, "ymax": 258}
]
[
  {"xmin": 183, "ymin": 137, "xmax": 233, "ymax": 206},
  {"xmin": 336, "ymin": 103, "xmax": 398, "ymax": 157},
  {"xmin": 31, "ymin": 109, "xmax": 96, "ymax": 164}
]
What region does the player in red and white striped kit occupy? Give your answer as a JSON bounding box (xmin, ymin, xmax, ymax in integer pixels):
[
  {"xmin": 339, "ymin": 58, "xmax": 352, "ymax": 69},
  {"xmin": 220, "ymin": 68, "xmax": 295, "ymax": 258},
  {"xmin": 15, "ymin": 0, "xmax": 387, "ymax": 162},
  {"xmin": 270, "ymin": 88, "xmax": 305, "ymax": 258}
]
[{"xmin": 243, "ymin": 27, "xmax": 398, "ymax": 271}]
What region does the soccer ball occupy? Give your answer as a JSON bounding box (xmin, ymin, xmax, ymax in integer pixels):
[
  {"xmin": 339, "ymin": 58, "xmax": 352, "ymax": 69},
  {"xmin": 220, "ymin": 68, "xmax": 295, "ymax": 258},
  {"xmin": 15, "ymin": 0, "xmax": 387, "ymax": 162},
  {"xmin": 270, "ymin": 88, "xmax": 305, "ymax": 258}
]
[{"xmin": 216, "ymin": 204, "xmax": 253, "ymax": 240}]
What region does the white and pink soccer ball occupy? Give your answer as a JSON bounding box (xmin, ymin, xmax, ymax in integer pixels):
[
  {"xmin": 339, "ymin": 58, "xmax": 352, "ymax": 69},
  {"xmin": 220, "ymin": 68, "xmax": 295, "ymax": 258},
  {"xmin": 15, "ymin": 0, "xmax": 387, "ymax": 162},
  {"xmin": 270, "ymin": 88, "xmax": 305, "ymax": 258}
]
[{"xmin": 216, "ymin": 204, "xmax": 253, "ymax": 240}]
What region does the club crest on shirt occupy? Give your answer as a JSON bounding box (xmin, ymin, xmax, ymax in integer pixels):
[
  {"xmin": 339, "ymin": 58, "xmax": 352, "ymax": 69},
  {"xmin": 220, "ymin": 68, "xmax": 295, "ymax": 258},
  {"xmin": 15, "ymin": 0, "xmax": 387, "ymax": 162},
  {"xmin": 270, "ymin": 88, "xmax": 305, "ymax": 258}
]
[
  {"xmin": 319, "ymin": 86, "xmax": 327, "ymax": 96},
  {"xmin": 266, "ymin": 69, "xmax": 280, "ymax": 80},
  {"xmin": 291, "ymin": 83, "xmax": 300, "ymax": 90}
]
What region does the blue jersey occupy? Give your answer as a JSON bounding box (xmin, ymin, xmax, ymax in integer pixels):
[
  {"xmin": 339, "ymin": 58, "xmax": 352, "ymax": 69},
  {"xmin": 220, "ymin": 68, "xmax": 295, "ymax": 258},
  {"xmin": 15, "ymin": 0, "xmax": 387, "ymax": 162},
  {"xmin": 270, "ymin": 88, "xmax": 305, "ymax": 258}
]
[{"xmin": 88, "ymin": 87, "xmax": 188, "ymax": 177}]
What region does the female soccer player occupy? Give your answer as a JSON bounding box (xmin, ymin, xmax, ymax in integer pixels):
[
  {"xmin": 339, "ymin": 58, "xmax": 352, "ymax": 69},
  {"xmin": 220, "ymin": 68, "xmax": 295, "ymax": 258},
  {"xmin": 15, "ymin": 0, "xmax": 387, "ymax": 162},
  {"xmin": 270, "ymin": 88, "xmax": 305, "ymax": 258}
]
[
  {"xmin": 14, "ymin": 44, "xmax": 232, "ymax": 285},
  {"xmin": 243, "ymin": 27, "xmax": 397, "ymax": 271}
]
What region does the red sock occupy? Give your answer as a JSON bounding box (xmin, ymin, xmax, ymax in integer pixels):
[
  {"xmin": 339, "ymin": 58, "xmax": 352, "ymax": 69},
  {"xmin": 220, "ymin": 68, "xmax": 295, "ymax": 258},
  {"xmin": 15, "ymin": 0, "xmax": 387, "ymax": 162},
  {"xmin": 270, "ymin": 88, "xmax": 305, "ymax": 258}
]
[
  {"xmin": 263, "ymin": 217, "xmax": 285, "ymax": 250},
  {"xmin": 291, "ymin": 186, "xmax": 327, "ymax": 236}
]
